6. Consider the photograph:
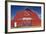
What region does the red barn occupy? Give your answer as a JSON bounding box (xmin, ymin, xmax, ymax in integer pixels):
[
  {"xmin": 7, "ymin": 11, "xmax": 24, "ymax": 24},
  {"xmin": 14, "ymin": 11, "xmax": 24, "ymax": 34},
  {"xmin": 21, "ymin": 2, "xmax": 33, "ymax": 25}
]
[{"xmin": 11, "ymin": 8, "xmax": 41, "ymax": 28}]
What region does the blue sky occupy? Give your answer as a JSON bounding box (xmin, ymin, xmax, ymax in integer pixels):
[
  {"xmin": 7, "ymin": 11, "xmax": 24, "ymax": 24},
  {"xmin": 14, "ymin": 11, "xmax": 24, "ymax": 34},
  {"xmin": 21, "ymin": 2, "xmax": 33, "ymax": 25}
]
[{"xmin": 11, "ymin": 5, "xmax": 41, "ymax": 19}]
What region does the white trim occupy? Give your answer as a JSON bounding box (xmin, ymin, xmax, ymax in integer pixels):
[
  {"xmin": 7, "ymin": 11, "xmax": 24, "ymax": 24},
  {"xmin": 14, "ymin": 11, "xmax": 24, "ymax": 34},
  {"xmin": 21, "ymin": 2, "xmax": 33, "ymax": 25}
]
[
  {"xmin": 14, "ymin": 22, "xmax": 17, "ymax": 27},
  {"xmin": 22, "ymin": 18, "xmax": 32, "ymax": 20}
]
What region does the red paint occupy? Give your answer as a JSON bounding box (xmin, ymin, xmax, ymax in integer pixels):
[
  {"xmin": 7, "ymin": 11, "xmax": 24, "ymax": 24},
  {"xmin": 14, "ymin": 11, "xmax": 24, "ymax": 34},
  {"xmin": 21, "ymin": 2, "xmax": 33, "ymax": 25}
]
[{"xmin": 11, "ymin": 9, "xmax": 41, "ymax": 28}]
